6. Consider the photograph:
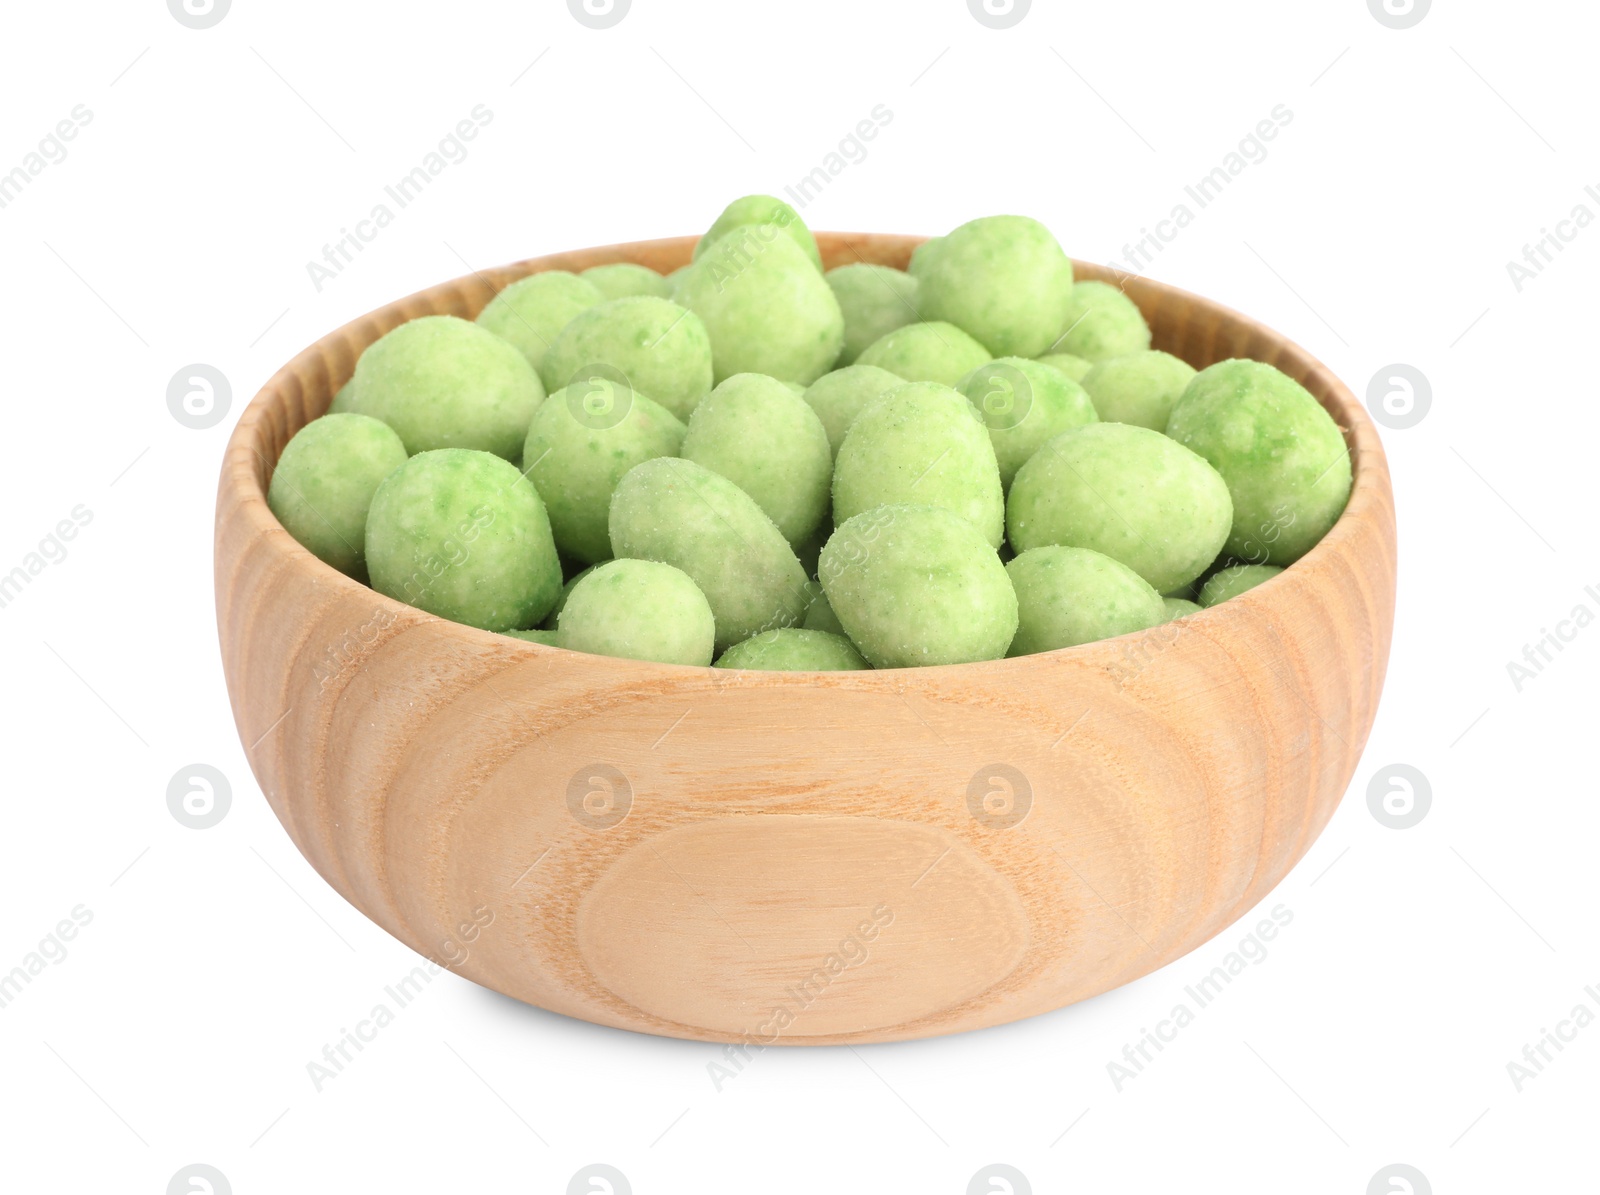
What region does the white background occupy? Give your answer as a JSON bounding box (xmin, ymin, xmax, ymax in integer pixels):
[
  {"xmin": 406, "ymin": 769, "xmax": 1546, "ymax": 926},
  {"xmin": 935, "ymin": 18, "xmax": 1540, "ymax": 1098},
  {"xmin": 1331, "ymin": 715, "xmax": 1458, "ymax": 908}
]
[{"xmin": 1, "ymin": 0, "xmax": 1595, "ymax": 1191}]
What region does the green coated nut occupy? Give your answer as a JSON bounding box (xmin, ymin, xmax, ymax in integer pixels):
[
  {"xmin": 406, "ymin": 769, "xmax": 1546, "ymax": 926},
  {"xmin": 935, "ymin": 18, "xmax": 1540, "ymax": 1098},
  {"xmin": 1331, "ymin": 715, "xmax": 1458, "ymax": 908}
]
[
  {"xmin": 1080, "ymin": 349, "xmax": 1197, "ymax": 431},
  {"xmin": 825, "ymin": 263, "xmax": 920, "ymax": 365},
  {"xmin": 714, "ymin": 628, "xmax": 870, "ymax": 671},
  {"xmin": 581, "ymin": 262, "xmax": 671, "ymax": 300},
  {"xmin": 609, "ymin": 457, "xmax": 811, "ymax": 651},
  {"xmin": 665, "ymin": 263, "xmax": 694, "ymax": 298},
  {"xmin": 353, "ymin": 315, "xmax": 546, "ymax": 460},
  {"xmin": 1048, "ymin": 281, "xmax": 1152, "ymax": 362},
  {"xmin": 268, "ymin": 413, "xmax": 408, "ymax": 577},
  {"xmin": 802, "ymin": 588, "xmax": 847, "ymax": 636},
  {"xmin": 523, "ymin": 382, "xmax": 686, "ymax": 564},
  {"xmin": 476, "ymin": 271, "xmax": 606, "ymax": 369},
  {"xmin": 793, "ymin": 520, "xmax": 829, "ymax": 580},
  {"xmin": 557, "ymin": 558, "xmax": 716, "ymax": 665},
  {"xmin": 1034, "ymin": 352, "xmax": 1093, "ymax": 382},
  {"xmin": 1005, "ymin": 546, "xmax": 1164, "ymax": 655},
  {"xmin": 1166, "ymin": 359, "xmax": 1352, "ymax": 566},
  {"xmin": 542, "ymin": 563, "xmax": 597, "ymax": 629},
  {"xmin": 1006, "ymin": 422, "xmax": 1233, "ymax": 593},
  {"xmin": 819, "ymin": 504, "xmax": 1018, "ymax": 669},
  {"xmin": 327, "ymin": 379, "xmax": 358, "ymax": 414},
  {"xmin": 907, "ymin": 237, "xmax": 943, "ymax": 277},
  {"xmin": 833, "ymin": 381, "xmax": 1005, "ymax": 548},
  {"xmin": 694, "ymin": 194, "xmax": 822, "ymax": 272},
  {"xmin": 680, "ymin": 373, "xmax": 832, "ymax": 547},
  {"xmin": 366, "ymin": 449, "xmax": 562, "ymax": 632},
  {"xmin": 855, "ymin": 321, "xmax": 992, "ymax": 387},
  {"xmin": 957, "ymin": 357, "xmax": 1099, "ymax": 488},
  {"xmin": 802, "ymin": 364, "xmax": 905, "ymax": 457},
  {"xmin": 503, "ymin": 628, "xmax": 561, "ymax": 646},
  {"xmin": 539, "ymin": 296, "xmax": 714, "ymax": 422},
  {"xmin": 678, "ymin": 230, "xmax": 844, "ymax": 385},
  {"xmin": 1199, "ymin": 563, "xmax": 1284, "ymax": 606},
  {"xmin": 916, "ymin": 215, "xmax": 1075, "ymax": 358},
  {"xmin": 1162, "ymin": 596, "xmax": 1203, "ymax": 621}
]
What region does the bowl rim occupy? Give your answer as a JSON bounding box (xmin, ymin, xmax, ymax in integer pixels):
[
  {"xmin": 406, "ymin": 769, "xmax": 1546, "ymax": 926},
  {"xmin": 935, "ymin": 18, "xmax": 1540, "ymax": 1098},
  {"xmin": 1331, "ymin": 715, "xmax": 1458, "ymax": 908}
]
[{"xmin": 218, "ymin": 232, "xmax": 1391, "ymax": 680}]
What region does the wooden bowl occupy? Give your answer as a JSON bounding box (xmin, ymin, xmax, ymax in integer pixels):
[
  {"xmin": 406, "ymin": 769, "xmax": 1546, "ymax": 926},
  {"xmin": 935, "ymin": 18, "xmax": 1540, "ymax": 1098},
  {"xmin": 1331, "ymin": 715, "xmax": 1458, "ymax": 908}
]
[{"xmin": 215, "ymin": 233, "xmax": 1396, "ymax": 1045}]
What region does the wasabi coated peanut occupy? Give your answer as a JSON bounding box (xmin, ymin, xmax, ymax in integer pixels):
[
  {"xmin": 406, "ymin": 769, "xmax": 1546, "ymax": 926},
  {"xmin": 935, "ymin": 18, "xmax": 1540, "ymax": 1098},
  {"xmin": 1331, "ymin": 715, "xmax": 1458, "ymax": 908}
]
[
  {"xmin": 856, "ymin": 321, "xmax": 991, "ymax": 388},
  {"xmin": 1047, "ymin": 281, "xmax": 1152, "ymax": 362},
  {"xmin": 1199, "ymin": 563, "xmax": 1284, "ymax": 607},
  {"xmin": 581, "ymin": 262, "xmax": 671, "ymax": 300},
  {"xmin": 524, "ymin": 382, "xmax": 686, "ymax": 563},
  {"xmin": 826, "ymin": 263, "xmax": 919, "ymax": 365},
  {"xmin": 833, "ymin": 382, "xmax": 1005, "ymax": 549},
  {"xmin": 268, "ymin": 413, "xmax": 408, "ymax": 577},
  {"xmin": 542, "ymin": 563, "xmax": 597, "ymax": 629},
  {"xmin": 714, "ymin": 628, "xmax": 870, "ymax": 671},
  {"xmin": 1166, "ymin": 359, "xmax": 1352, "ymax": 566},
  {"xmin": 609, "ymin": 457, "xmax": 811, "ymax": 651},
  {"xmin": 354, "ymin": 315, "xmax": 545, "ymax": 460},
  {"xmin": 539, "ymin": 296, "xmax": 713, "ymax": 422},
  {"xmin": 1035, "ymin": 352, "xmax": 1093, "ymax": 383},
  {"xmin": 819, "ymin": 504, "xmax": 1017, "ymax": 668},
  {"xmin": 793, "ymin": 520, "xmax": 829, "ymax": 580},
  {"xmin": 1080, "ymin": 349, "xmax": 1197, "ymax": 431},
  {"xmin": 366, "ymin": 449, "xmax": 562, "ymax": 632},
  {"xmin": 1005, "ymin": 546, "xmax": 1164, "ymax": 655},
  {"xmin": 504, "ymin": 627, "xmax": 561, "ymax": 646},
  {"xmin": 477, "ymin": 271, "xmax": 605, "ymax": 368},
  {"xmin": 1007, "ymin": 423, "xmax": 1232, "ymax": 594},
  {"xmin": 680, "ymin": 373, "xmax": 832, "ymax": 547},
  {"xmin": 695, "ymin": 193, "xmax": 823, "ymax": 272},
  {"xmin": 907, "ymin": 237, "xmax": 943, "ymax": 277},
  {"xmin": 917, "ymin": 215, "xmax": 1075, "ymax": 358},
  {"xmin": 802, "ymin": 589, "xmax": 847, "ymax": 636},
  {"xmin": 327, "ymin": 379, "xmax": 358, "ymax": 414},
  {"xmin": 665, "ymin": 263, "xmax": 694, "ymax": 298},
  {"xmin": 678, "ymin": 230, "xmax": 844, "ymax": 385},
  {"xmin": 1162, "ymin": 596, "xmax": 1203, "ymax": 621},
  {"xmin": 557, "ymin": 558, "xmax": 715, "ymax": 666},
  {"xmin": 802, "ymin": 364, "xmax": 904, "ymax": 456},
  {"xmin": 957, "ymin": 358, "xmax": 1099, "ymax": 488}
]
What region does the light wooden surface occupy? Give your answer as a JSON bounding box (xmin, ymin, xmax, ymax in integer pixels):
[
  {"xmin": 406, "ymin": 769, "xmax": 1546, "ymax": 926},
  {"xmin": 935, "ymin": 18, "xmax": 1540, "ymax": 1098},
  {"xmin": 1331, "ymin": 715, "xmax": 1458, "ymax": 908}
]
[{"xmin": 214, "ymin": 233, "xmax": 1397, "ymax": 1044}]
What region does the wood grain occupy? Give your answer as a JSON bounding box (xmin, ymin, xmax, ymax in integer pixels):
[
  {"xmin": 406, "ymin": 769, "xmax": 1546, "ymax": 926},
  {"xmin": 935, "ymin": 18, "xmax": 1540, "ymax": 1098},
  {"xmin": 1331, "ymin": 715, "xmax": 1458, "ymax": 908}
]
[{"xmin": 214, "ymin": 233, "xmax": 1397, "ymax": 1044}]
